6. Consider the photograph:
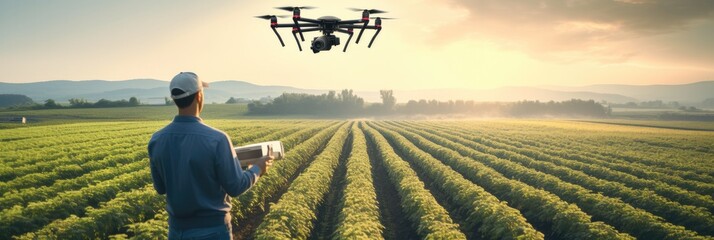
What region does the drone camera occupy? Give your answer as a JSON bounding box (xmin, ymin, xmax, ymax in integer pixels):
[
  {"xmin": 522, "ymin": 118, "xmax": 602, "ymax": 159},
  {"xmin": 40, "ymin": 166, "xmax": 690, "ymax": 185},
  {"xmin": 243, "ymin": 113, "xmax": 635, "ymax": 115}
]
[{"xmin": 311, "ymin": 35, "xmax": 340, "ymax": 53}]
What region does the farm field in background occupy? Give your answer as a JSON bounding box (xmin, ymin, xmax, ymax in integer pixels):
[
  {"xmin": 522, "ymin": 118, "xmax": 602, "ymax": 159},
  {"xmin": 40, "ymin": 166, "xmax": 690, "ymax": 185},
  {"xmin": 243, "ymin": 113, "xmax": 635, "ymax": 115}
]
[
  {"xmin": 0, "ymin": 119, "xmax": 713, "ymax": 239},
  {"xmin": 0, "ymin": 105, "xmax": 249, "ymax": 127}
]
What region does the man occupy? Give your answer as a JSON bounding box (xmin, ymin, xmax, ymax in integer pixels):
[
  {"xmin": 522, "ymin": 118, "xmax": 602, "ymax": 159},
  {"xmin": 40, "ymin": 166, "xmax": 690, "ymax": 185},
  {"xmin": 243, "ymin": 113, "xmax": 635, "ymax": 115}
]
[{"xmin": 148, "ymin": 72, "xmax": 273, "ymax": 240}]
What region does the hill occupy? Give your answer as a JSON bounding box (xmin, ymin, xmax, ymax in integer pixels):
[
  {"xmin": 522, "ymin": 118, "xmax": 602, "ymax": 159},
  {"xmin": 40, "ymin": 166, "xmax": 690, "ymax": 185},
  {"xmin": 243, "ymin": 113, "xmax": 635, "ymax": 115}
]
[
  {"xmin": 0, "ymin": 94, "xmax": 35, "ymax": 108},
  {"xmin": 0, "ymin": 79, "xmax": 325, "ymax": 105},
  {"xmin": 1, "ymin": 79, "xmax": 712, "ymax": 104},
  {"xmin": 541, "ymin": 81, "xmax": 714, "ymax": 103}
]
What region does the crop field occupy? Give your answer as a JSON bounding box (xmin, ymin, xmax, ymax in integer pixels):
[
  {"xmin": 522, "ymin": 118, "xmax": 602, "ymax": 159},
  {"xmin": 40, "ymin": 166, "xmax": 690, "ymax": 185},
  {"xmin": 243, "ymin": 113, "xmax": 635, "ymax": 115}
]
[{"xmin": 0, "ymin": 119, "xmax": 713, "ymax": 239}]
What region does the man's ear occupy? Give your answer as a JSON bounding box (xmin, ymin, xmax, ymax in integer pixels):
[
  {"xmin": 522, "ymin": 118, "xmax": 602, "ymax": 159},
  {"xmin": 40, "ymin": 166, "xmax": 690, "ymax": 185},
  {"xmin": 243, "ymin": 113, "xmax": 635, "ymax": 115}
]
[
  {"xmin": 196, "ymin": 91, "xmax": 204, "ymax": 112},
  {"xmin": 196, "ymin": 91, "xmax": 203, "ymax": 103}
]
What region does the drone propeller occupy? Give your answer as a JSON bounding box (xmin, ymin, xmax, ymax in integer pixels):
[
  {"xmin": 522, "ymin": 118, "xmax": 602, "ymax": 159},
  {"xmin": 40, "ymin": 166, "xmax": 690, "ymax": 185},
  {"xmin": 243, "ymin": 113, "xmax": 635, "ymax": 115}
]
[
  {"xmin": 348, "ymin": 8, "xmax": 388, "ymax": 14},
  {"xmin": 275, "ymin": 6, "xmax": 316, "ymax": 12},
  {"xmin": 275, "ymin": 6, "xmax": 315, "ymax": 42},
  {"xmin": 371, "ymin": 17, "xmax": 397, "ymax": 20},
  {"xmin": 255, "ymin": 15, "xmax": 289, "ymax": 20},
  {"xmin": 351, "ymin": 8, "xmax": 388, "ymax": 44}
]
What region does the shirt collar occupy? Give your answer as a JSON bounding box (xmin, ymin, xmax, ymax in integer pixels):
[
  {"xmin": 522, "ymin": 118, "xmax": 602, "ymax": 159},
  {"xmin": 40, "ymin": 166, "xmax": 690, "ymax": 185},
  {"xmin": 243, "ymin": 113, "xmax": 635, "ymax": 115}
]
[{"xmin": 173, "ymin": 115, "xmax": 202, "ymax": 122}]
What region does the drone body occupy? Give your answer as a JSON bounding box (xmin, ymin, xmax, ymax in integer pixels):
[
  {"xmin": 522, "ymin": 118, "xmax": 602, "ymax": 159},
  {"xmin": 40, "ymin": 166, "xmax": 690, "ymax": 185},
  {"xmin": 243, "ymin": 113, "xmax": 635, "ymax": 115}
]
[{"xmin": 257, "ymin": 7, "xmax": 390, "ymax": 53}]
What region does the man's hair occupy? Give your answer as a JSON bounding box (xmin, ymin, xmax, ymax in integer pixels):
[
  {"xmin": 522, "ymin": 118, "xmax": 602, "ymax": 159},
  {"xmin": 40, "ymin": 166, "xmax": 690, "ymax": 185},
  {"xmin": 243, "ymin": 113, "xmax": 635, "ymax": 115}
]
[{"xmin": 171, "ymin": 88, "xmax": 198, "ymax": 109}]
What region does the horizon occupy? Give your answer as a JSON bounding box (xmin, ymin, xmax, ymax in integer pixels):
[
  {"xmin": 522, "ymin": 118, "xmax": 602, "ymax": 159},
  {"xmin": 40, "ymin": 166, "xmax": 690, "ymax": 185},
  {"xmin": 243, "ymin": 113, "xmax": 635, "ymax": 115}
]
[
  {"xmin": 1, "ymin": 1, "xmax": 713, "ymax": 90},
  {"xmin": 2, "ymin": 78, "xmax": 713, "ymax": 92}
]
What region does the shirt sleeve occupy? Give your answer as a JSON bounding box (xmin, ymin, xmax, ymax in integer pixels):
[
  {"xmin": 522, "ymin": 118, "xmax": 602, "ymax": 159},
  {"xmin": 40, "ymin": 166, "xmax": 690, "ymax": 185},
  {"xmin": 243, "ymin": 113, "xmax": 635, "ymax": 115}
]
[
  {"xmin": 215, "ymin": 134, "xmax": 260, "ymax": 197},
  {"xmin": 148, "ymin": 139, "xmax": 166, "ymax": 195}
]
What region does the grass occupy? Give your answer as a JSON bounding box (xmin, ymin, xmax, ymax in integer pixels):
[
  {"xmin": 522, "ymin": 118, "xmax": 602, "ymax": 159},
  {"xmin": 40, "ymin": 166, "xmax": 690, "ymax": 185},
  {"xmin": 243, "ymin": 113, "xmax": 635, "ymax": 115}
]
[
  {"xmin": 3, "ymin": 104, "xmax": 714, "ymax": 131},
  {"xmin": 0, "ymin": 104, "xmax": 247, "ymax": 128},
  {"xmin": 573, "ymin": 119, "xmax": 714, "ymax": 131}
]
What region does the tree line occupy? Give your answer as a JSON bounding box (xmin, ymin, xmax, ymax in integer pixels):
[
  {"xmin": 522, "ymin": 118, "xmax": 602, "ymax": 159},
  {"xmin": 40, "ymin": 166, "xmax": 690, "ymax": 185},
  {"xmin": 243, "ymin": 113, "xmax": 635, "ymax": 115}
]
[
  {"xmin": 4, "ymin": 97, "xmax": 141, "ymax": 110},
  {"xmin": 247, "ymin": 90, "xmax": 610, "ymax": 117}
]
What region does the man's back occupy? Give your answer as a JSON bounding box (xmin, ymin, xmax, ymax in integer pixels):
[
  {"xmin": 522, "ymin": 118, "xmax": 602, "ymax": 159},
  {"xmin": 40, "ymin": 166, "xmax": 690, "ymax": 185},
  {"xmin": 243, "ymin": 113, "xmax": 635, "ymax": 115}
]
[{"xmin": 148, "ymin": 115, "xmax": 259, "ymax": 230}]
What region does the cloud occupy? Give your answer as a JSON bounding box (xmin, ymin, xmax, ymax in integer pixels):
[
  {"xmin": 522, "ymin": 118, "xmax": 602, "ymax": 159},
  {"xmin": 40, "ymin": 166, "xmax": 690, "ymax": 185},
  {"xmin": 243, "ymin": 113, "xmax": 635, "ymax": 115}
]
[{"xmin": 432, "ymin": 0, "xmax": 714, "ymax": 63}]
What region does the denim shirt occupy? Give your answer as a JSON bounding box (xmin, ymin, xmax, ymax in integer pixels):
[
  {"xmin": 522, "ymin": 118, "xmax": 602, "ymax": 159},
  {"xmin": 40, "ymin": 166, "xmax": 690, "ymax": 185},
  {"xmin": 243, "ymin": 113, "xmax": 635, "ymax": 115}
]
[{"xmin": 148, "ymin": 115, "xmax": 261, "ymax": 229}]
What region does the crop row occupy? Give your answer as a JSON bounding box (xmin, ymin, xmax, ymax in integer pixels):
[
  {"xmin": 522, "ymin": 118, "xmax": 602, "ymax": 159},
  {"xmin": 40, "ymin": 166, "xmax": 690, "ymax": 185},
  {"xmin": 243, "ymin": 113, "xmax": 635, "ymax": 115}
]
[
  {"xmin": 400, "ymin": 122, "xmax": 714, "ymax": 235},
  {"xmin": 1, "ymin": 131, "xmax": 148, "ymax": 169},
  {"xmin": 0, "ymin": 136, "xmax": 146, "ymax": 182},
  {"xmin": 3, "ymin": 121, "xmax": 325, "ymax": 239},
  {"xmin": 368, "ymin": 122, "xmax": 544, "ymax": 239},
  {"xmin": 371, "ymin": 122, "xmax": 633, "ymax": 240},
  {"xmin": 2, "ymin": 121, "xmax": 288, "ymax": 166},
  {"xmin": 562, "ymin": 133, "xmax": 714, "ymax": 174},
  {"xmin": 228, "ymin": 124, "xmax": 294, "ymax": 145},
  {"xmin": 0, "ymin": 158, "xmax": 147, "ymax": 209},
  {"xmin": 255, "ymin": 123, "xmax": 351, "ymax": 239},
  {"xmin": 385, "ymin": 122, "xmax": 706, "ymax": 239},
  {"xmin": 431, "ymin": 122, "xmax": 714, "ymax": 210},
  {"xmin": 0, "ymin": 148, "xmax": 146, "ymax": 195},
  {"xmin": 449, "ymin": 122, "xmax": 714, "ymax": 186},
  {"xmin": 362, "ymin": 123, "xmax": 467, "ymax": 239},
  {"xmin": 0, "ymin": 166, "xmax": 152, "ymax": 239},
  {"xmin": 456, "ymin": 123, "xmax": 714, "ymax": 197},
  {"xmin": 470, "ymin": 122, "xmax": 714, "ymax": 176},
  {"xmin": 0, "ymin": 121, "xmax": 312, "ymax": 184},
  {"xmin": 0, "ymin": 122, "xmax": 150, "ymax": 147},
  {"xmin": 231, "ymin": 122, "xmax": 343, "ymax": 223},
  {"xmin": 332, "ymin": 123, "xmax": 384, "ymax": 239},
  {"xmin": 17, "ymin": 184, "xmax": 164, "ymax": 239},
  {"xmin": 0, "ymin": 125, "xmax": 159, "ymax": 162}
]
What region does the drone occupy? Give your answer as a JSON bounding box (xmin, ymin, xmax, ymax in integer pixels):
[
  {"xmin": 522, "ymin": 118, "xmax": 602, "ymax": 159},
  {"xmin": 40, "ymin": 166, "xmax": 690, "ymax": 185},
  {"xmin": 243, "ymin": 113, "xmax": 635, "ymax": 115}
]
[{"xmin": 256, "ymin": 7, "xmax": 393, "ymax": 53}]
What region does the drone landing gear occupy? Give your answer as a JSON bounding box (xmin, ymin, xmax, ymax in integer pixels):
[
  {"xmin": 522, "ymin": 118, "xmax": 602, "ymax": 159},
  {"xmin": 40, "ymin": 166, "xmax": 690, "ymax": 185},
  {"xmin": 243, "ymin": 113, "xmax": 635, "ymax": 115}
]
[
  {"xmin": 368, "ymin": 28, "xmax": 381, "ymax": 48},
  {"xmin": 292, "ymin": 30, "xmax": 303, "ymax": 51},
  {"xmin": 271, "ymin": 26, "xmax": 285, "ymax": 47},
  {"xmin": 343, "ymin": 30, "xmax": 354, "ymax": 52}
]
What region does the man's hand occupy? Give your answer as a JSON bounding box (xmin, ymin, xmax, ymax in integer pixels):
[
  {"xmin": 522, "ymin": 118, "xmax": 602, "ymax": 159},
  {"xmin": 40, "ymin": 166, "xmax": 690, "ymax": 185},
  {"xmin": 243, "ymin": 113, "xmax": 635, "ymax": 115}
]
[{"xmin": 253, "ymin": 145, "xmax": 274, "ymax": 176}]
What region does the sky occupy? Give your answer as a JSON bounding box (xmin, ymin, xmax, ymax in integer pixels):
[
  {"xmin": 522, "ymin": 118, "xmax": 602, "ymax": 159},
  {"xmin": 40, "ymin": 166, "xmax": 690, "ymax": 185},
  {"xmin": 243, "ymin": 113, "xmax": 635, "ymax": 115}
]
[{"xmin": 1, "ymin": 0, "xmax": 713, "ymax": 90}]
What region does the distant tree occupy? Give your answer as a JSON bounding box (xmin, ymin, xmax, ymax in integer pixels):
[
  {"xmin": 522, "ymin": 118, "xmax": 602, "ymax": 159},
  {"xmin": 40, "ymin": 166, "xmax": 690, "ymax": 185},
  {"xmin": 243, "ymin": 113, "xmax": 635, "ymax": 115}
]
[
  {"xmin": 247, "ymin": 101, "xmax": 265, "ymax": 113},
  {"xmin": 44, "ymin": 99, "xmax": 60, "ymax": 108},
  {"xmin": 129, "ymin": 97, "xmax": 140, "ymax": 106},
  {"xmin": 509, "ymin": 99, "xmax": 607, "ymax": 117},
  {"xmin": 247, "ymin": 90, "xmax": 365, "ymax": 115},
  {"xmin": 677, "ymin": 106, "xmax": 701, "ymax": 112},
  {"xmin": 94, "ymin": 99, "xmax": 112, "ymax": 107},
  {"xmin": 68, "ymin": 98, "xmax": 91, "ymax": 107},
  {"xmin": 165, "ymin": 97, "xmax": 173, "ymax": 106},
  {"xmin": 226, "ymin": 97, "xmax": 238, "ymax": 104},
  {"xmin": 380, "ymin": 90, "xmax": 396, "ymax": 111}
]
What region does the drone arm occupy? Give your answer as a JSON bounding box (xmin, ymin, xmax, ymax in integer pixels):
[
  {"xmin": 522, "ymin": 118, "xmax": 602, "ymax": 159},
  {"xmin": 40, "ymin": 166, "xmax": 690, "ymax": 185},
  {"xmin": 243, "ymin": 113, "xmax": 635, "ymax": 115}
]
[
  {"xmin": 296, "ymin": 27, "xmax": 323, "ymax": 33},
  {"xmin": 338, "ymin": 25, "xmax": 378, "ymax": 30},
  {"xmin": 291, "ymin": 30, "xmax": 303, "ymax": 51},
  {"xmin": 334, "ymin": 28, "xmax": 352, "ymax": 34},
  {"xmin": 294, "ymin": 18, "xmax": 321, "ymax": 24},
  {"xmin": 368, "ymin": 28, "xmax": 382, "ymax": 48},
  {"xmin": 274, "ymin": 23, "xmax": 319, "ymax": 28},
  {"xmin": 271, "ymin": 27, "xmax": 285, "ymax": 47}
]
